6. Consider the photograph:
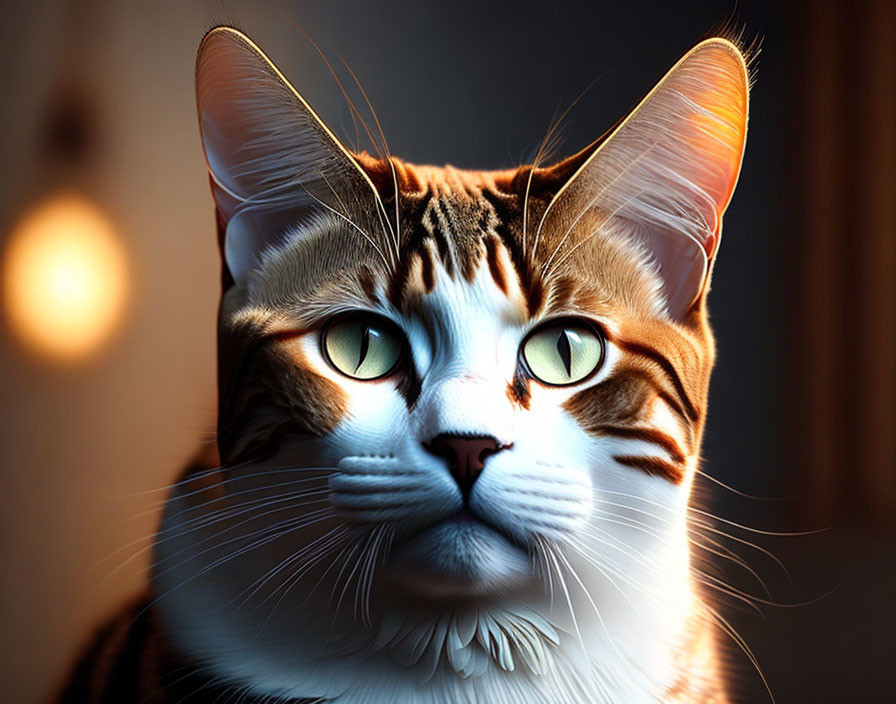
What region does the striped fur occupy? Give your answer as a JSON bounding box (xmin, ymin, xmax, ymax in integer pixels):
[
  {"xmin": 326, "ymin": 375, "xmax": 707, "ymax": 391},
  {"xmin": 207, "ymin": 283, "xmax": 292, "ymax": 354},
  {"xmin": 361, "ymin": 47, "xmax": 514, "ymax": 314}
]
[
  {"xmin": 60, "ymin": 28, "xmax": 749, "ymax": 703},
  {"xmin": 57, "ymin": 597, "xmax": 315, "ymax": 704}
]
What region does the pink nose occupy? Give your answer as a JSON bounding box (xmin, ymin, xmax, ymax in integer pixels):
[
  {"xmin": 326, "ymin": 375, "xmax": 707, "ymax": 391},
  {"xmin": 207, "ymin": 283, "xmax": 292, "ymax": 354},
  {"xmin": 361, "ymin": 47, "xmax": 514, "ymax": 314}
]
[{"xmin": 425, "ymin": 434, "xmax": 507, "ymax": 498}]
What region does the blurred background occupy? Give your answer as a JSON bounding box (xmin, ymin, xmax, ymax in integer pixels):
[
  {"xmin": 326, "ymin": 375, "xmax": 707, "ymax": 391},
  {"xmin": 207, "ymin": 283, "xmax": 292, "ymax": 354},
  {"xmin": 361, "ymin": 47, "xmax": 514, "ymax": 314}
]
[{"xmin": 0, "ymin": 1, "xmax": 893, "ymax": 702}]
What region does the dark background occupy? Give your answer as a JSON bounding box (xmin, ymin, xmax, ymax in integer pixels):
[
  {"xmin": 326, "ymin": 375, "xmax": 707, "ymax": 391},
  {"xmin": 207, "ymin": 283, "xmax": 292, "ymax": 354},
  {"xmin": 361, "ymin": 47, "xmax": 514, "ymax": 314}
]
[{"xmin": 1, "ymin": 1, "xmax": 893, "ymax": 702}]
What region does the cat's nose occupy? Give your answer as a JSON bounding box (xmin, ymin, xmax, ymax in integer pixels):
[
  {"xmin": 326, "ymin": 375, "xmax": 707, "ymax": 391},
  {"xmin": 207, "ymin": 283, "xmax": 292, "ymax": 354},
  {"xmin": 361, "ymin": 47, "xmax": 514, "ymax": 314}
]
[{"xmin": 425, "ymin": 434, "xmax": 508, "ymax": 498}]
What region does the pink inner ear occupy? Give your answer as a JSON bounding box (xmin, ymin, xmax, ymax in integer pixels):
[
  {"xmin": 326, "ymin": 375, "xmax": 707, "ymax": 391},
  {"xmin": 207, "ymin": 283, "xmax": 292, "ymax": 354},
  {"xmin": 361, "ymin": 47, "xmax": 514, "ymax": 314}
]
[
  {"xmin": 196, "ymin": 30, "xmax": 289, "ymax": 216},
  {"xmin": 647, "ymin": 226, "xmax": 709, "ymax": 317},
  {"xmin": 195, "ymin": 28, "xmax": 381, "ymax": 285}
]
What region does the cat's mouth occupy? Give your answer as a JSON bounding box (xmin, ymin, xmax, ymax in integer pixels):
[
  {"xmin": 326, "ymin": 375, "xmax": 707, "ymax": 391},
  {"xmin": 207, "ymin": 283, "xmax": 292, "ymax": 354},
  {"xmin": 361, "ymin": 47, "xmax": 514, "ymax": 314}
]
[
  {"xmin": 423, "ymin": 507, "xmax": 527, "ymax": 549},
  {"xmin": 443, "ymin": 508, "xmax": 480, "ymax": 524},
  {"xmin": 385, "ymin": 507, "xmax": 532, "ymax": 596}
]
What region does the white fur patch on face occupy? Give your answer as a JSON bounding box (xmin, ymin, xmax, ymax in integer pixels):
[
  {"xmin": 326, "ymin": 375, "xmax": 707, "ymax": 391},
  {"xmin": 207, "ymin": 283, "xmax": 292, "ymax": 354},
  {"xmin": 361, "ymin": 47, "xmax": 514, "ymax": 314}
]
[{"xmin": 153, "ymin": 256, "xmax": 695, "ymax": 703}]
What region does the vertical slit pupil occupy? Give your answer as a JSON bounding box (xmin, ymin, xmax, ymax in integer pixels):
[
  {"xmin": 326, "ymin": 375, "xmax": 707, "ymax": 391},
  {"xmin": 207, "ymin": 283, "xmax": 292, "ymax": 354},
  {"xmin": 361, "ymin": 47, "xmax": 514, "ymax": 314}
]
[
  {"xmin": 556, "ymin": 329, "xmax": 572, "ymax": 377},
  {"xmin": 355, "ymin": 325, "xmax": 371, "ymax": 373}
]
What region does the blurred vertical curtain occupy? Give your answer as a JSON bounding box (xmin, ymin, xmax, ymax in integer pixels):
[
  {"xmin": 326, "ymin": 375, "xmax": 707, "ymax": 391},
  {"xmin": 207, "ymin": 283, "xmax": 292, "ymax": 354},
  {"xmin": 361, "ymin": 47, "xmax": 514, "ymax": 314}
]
[{"xmin": 788, "ymin": 0, "xmax": 896, "ymax": 525}]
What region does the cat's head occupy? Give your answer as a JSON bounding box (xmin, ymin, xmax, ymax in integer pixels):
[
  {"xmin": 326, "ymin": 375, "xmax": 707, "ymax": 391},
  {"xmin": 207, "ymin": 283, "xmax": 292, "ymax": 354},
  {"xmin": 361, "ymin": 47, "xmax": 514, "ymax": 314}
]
[{"xmin": 157, "ymin": 27, "xmax": 748, "ymax": 693}]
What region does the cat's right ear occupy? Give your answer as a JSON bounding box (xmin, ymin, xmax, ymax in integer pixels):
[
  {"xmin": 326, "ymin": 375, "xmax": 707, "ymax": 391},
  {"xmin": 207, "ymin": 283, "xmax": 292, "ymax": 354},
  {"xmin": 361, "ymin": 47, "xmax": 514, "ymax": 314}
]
[{"xmin": 196, "ymin": 27, "xmax": 383, "ymax": 285}]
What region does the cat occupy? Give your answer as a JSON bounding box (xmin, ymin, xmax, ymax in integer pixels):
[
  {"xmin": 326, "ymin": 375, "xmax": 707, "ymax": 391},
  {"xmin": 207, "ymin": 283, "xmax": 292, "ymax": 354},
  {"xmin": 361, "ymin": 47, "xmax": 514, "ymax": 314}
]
[{"xmin": 58, "ymin": 25, "xmax": 749, "ymax": 704}]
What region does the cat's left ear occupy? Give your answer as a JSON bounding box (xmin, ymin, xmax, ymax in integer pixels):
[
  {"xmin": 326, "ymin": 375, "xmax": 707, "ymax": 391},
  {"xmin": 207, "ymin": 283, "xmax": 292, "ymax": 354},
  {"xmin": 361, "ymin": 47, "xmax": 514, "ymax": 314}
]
[{"xmin": 546, "ymin": 38, "xmax": 749, "ymax": 320}]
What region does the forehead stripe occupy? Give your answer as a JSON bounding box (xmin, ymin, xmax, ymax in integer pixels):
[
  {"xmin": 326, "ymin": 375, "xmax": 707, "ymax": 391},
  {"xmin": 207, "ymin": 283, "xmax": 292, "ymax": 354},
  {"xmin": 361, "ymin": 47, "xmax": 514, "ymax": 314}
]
[
  {"xmin": 418, "ymin": 245, "xmax": 436, "ymax": 291},
  {"xmin": 358, "ymin": 266, "xmax": 381, "ymax": 305},
  {"xmin": 479, "ymin": 190, "xmax": 545, "ymax": 317},
  {"xmin": 483, "ymin": 235, "xmax": 509, "ymax": 294}
]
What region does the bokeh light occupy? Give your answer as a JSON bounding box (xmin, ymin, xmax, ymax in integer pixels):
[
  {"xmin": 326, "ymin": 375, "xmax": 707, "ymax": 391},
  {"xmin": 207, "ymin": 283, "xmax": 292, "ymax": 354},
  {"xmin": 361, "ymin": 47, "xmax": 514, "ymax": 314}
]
[{"xmin": 2, "ymin": 192, "xmax": 129, "ymax": 362}]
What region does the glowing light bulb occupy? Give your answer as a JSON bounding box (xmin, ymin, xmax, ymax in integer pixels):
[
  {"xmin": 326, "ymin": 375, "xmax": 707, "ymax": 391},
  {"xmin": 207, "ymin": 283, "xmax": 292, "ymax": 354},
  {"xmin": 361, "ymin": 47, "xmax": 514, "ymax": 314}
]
[{"xmin": 2, "ymin": 192, "xmax": 129, "ymax": 362}]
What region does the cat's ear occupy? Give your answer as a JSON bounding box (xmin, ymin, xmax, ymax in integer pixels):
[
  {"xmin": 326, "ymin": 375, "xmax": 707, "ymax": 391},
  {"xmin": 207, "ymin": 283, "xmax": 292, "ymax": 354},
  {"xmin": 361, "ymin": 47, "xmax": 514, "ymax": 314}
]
[
  {"xmin": 548, "ymin": 38, "xmax": 749, "ymax": 320},
  {"xmin": 196, "ymin": 27, "xmax": 383, "ymax": 284}
]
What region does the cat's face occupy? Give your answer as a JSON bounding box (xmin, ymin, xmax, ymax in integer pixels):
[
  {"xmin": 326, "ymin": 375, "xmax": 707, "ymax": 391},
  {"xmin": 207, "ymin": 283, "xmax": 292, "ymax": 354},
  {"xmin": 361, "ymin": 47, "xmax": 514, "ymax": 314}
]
[
  {"xmin": 219, "ymin": 161, "xmax": 712, "ymax": 602},
  {"xmin": 152, "ymin": 28, "xmax": 748, "ymax": 698}
]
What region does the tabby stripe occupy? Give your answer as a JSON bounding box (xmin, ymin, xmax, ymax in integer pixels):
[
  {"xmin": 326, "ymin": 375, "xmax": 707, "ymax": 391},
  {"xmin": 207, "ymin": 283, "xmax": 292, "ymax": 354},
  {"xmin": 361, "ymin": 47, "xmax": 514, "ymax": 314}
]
[
  {"xmin": 57, "ymin": 620, "xmax": 119, "ymax": 703},
  {"xmin": 396, "ymin": 363, "xmax": 423, "ymax": 409},
  {"xmin": 387, "ymin": 264, "xmax": 409, "ymax": 308},
  {"xmin": 357, "ymin": 265, "xmax": 380, "ymax": 304},
  {"xmin": 623, "ymin": 367, "xmax": 691, "ymax": 425},
  {"xmin": 418, "ymin": 243, "xmax": 436, "ymax": 291},
  {"xmin": 615, "ymin": 338, "xmax": 700, "ymax": 421},
  {"xmin": 546, "ymin": 275, "xmax": 576, "ymax": 310},
  {"xmin": 100, "ymin": 605, "xmax": 153, "ymax": 703},
  {"xmin": 59, "ymin": 603, "xmax": 322, "ymax": 702},
  {"xmin": 507, "ymin": 369, "xmax": 531, "ymax": 409},
  {"xmin": 226, "ymin": 411, "xmax": 307, "ymax": 465},
  {"xmin": 613, "ymin": 455, "xmax": 685, "ymax": 483},
  {"xmin": 597, "ymin": 425, "xmax": 686, "ymax": 463},
  {"xmin": 480, "ymin": 189, "xmax": 545, "ymax": 316},
  {"xmin": 427, "ymin": 202, "xmax": 456, "ymax": 276},
  {"xmin": 264, "ymin": 328, "xmax": 310, "ymax": 344},
  {"xmin": 90, "ymin": 612, "xmax": 133, "ymax": 701},
  {"xmin": 387, "ymin": 190, "xmax": 438, "ymax": 307},
  {"xmin": 656, "ymin": 388, "xmax": 691, "ymax": 423},
  {"xmin": 483, "ymin": 234, "xmax": 509, "ymax": 294},
  {"xmin": 220, "ymin": 324, "xmax": 330, "ymax": 463},
  {"xmin": 217, "ymin": 322, "xmax": 268, "ymax": 449}
]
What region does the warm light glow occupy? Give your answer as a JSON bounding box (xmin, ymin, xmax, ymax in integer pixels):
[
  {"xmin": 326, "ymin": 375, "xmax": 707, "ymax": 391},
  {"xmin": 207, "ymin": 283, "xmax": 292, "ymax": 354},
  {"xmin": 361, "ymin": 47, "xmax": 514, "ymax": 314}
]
[{"xmin": 2, "ymin": 193, "xmax": 129, "ymax": 362}]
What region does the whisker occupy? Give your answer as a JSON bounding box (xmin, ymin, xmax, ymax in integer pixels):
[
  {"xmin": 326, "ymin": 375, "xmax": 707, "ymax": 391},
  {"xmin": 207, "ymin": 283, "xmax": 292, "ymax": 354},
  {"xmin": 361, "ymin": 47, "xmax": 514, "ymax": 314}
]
[
  {"xmin": 566, "ymin": 537, "xmax": 651, "ymax": 613},
  {"xmin": 688, "ymin": 507, "xmax": 832, "ymax": 537},
  {"xmin": 83, "ymin": 490, "xmax": 333, "ymax": 604},
  {"xmin": 336, "ymin": 56, "xmax": 402, "ymax": 256},
  {"xmin": 569, "ymin": 543, "xmax": 672, "ymax": 610},
  {"xmin": 228, "ymin": 524, "xmax": 350, "ymax": 617},
  {"xmin": 156, "ymin": 488, "xmax": 332, "ymax": 545},
  {"xmin": 327, "ymin": 540, "xmax": 366, "ymax": 631},
  {"xmin": 527, "ymin": 74, "xmax": 607, "ymax": 260},
  {"xmin": 585, "ymin": 510, "xmax": 820, "ymax": 615},
  {"xmin": 554, "ymin": 547, "xmax": 627, "ymax": 662},
  {"xmin": 160, "ymin": 476, "xmax": 330, "ymax": 523},
  {"xmin": 299, "ymin": 181, "xmax": 392, "ymax": 269},
  {"xmin": 286, "ymin": 539, "xmax": 357, "ymax": 619},
  {"xmin": 690, "ymin": 534, "xmax": 773, "ymax": 598},
  {"xmin": 151, "ymin": 508, "xmax": 338, "ymax": 583},
  {"xmin": 580, "ymin": 522, "xmax": 679, "ymax": 583},
  {"xmin": 131, "ymin": 510, "xmax": 341, "ymax": 629},
  {"xmin": 283, "ymin": 21, "xmax": 399, "ymax": 264},
  {"xmin": 355, "ymin": 523, "xmax": 388, "ymax": 626},
  {"xmin": 286, "ymin": 21, "xmax": 386, "ymax": 161},
  {"xmin": 701, "ymin": 603, "xmax": 777, "ymax": 704},
  {"xmin": 538, "ymin": 540, "xmax": 589, "ymax": 663},
  {"xmin": 118, "ymin": 458, "xmax": 259, "ymax": 497},
  {"xmin": 245, "ymin": 526, "xmax": 353, "ymax": 638},
  {"xmin": 694, "ymin": 468, "xmax": 797, "ymax": 501}
]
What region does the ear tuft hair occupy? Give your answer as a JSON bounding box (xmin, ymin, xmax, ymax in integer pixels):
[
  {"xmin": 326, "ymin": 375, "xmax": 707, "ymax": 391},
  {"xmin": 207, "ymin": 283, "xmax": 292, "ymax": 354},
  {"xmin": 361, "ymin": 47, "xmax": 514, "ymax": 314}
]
[{"xmin": 544, "ymin": 38, "xmax": 750, "ymax": 320}]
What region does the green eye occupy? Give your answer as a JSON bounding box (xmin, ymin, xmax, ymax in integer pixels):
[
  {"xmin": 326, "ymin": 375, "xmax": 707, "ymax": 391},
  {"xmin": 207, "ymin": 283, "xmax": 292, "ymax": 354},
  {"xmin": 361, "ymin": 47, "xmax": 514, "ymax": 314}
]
[
  {"xmin": 522, "ymin": 320, "xmax": 604, "ymax": 386},
  {"xmin": 322, "ymin": 315, "xmax": 404, "ymax": 380}
]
